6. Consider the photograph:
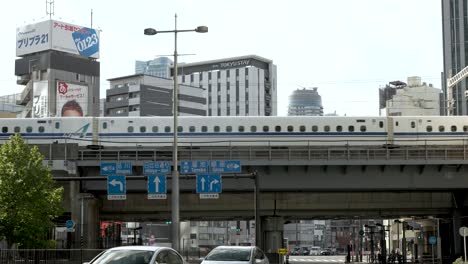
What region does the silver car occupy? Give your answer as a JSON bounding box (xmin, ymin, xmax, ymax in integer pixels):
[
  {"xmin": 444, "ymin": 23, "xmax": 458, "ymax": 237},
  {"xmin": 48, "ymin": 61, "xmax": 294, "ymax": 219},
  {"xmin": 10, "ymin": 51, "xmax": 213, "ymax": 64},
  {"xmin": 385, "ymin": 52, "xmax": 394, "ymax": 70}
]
[
  {"xmin": 84, "ymin": 246, "xmax": 185, "ymax": 264},
  {"xmin": 201, "ymin": 246, "xmax": 269, "ymax": 264}
]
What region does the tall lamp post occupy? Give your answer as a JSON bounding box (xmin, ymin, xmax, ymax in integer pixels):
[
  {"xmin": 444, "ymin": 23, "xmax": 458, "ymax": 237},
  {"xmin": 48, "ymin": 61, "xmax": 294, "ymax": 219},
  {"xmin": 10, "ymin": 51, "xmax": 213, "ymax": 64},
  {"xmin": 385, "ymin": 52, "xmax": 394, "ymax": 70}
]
[{"xmin": 144, "ymin": 14, "xmax": 208, "ymax": 251}]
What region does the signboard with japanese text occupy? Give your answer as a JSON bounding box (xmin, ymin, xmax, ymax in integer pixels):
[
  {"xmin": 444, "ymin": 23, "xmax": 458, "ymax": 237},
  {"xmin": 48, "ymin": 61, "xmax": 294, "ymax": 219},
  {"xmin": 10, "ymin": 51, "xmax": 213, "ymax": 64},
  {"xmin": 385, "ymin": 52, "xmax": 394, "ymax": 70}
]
[
  {"xmin": 33, "ymin": 80, "xmax": 49, "ymax": 118},
  {"xmin": 16, "ymin": 19, "xmax": 100, "ymax": 58},
  {"xmin": 56, "ymin": 81, "xmax": 88, "ymax": 117}
]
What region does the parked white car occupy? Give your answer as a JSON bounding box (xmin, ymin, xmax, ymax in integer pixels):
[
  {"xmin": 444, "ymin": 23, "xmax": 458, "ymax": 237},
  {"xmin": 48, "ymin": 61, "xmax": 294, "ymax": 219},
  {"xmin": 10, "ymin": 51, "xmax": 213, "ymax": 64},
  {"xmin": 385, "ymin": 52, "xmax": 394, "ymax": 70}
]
[{"xmin": 309, "ymin": 246, "xmax": 321, "ymax": 256}]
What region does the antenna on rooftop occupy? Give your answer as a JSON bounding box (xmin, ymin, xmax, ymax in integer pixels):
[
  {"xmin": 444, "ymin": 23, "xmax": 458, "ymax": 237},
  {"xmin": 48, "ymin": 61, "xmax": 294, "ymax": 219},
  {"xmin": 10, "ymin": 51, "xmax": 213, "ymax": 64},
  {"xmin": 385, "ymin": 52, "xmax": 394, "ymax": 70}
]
[
  {"xmin": 91, "ymin": 9, "xmax": 93, "ymax": 28},
  {"xmin": 46, "ymin": 0, "xmax": 54, "ymax": 19}
]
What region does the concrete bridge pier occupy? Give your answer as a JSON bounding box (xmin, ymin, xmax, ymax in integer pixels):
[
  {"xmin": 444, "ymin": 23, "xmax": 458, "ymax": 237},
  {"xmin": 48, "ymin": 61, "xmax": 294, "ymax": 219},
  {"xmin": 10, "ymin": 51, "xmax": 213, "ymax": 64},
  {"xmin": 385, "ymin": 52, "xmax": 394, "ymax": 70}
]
[{"xmin": 261, "ymin": 216, "xmax": 284, "ymax": 264}]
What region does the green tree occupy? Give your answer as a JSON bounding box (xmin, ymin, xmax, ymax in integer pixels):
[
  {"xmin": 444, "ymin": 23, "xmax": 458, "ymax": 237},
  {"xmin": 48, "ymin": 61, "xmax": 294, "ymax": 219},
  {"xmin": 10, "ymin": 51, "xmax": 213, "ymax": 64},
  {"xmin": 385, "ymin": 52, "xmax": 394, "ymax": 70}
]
[{"xmin": 0, "ymin": 134, "xmax": 63, "ymax": 248}]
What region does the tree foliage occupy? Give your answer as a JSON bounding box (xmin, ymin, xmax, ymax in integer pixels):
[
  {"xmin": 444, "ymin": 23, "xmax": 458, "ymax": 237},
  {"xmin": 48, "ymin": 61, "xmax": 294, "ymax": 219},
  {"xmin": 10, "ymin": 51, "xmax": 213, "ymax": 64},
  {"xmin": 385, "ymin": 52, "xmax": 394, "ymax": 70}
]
[{"xmin": 0, "ymin": 134, "xmax": 63, "ymax": 248}]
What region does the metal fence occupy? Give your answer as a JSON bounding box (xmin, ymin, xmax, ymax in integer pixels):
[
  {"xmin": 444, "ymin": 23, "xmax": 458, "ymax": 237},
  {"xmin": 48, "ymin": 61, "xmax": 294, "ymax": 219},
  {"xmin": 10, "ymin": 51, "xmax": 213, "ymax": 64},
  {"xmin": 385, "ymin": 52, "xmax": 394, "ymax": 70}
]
[{"xmin": 0, "ymin": 249, "xmax": 104, "ymax": 264}]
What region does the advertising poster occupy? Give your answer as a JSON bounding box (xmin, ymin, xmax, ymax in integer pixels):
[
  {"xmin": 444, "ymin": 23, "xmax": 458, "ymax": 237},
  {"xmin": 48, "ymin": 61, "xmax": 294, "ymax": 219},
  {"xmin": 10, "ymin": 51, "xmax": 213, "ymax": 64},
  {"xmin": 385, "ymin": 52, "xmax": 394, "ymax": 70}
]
[
  {"xmin": 56, "ymin": 81, "xmax": 88, "ymax": 117},
  {"xmin": 16, "ymin": 20, "xmax": 99, "ymax": 58},
  {"xmin": 33, "ymin": 80, "xmax": 49, "ymax": 118}
]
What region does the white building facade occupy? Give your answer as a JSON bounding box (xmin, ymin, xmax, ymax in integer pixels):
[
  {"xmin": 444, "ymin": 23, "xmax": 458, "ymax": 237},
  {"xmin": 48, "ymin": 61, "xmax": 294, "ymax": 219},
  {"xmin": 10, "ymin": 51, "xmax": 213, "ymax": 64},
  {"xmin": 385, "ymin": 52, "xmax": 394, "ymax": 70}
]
[
  {"xmin": 177, "ymin": 55, "xmax": 277, "ymax": 116},
  {"xmin": 385, "ymin": 76, "xmax": 442, "ymax": 116}
]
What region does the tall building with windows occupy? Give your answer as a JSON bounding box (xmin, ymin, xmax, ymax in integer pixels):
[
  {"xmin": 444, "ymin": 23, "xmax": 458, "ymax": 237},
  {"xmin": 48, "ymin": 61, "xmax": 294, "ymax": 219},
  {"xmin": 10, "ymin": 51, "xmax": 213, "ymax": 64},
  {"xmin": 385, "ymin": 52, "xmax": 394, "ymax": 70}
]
[
  {"xmin": 442, "ymin": 0, "xmax": 468, "ymax": 115},
  {"xmin": 287, "ymin": 87, "xmax": 323, "ymax": 116},
  {"xmin": 135, "ymin": 57, "xmax": 173, "ymax": 78},
  {"xmin": 177, "ymin": 55, "xmax": 277, "ymax": 116}
]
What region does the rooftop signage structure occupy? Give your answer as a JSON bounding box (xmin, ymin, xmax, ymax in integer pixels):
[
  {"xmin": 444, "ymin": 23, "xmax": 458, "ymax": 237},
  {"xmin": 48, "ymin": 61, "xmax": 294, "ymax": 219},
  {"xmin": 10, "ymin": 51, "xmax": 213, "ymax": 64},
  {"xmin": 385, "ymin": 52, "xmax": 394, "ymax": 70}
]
[{"xmin": 16, "ymin": 19, "xmax": 99, "ymax": 59}]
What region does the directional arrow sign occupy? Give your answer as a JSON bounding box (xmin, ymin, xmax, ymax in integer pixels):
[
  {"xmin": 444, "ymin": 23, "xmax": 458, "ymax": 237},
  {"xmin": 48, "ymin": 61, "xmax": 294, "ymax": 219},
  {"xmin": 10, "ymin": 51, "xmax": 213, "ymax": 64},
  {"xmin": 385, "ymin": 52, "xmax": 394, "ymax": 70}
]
[
  {"xmin": 148, "ymin": 175, "xmax": 167, "ymax": 200},
  {"xmin": 107, "ymin": 175, "xmax": 126, "ymax": 200},
  {"xmin": 101, "ymin": 162, "xmax": 133, "ymax": 175},
  {"xmin": 196, "ymin": 174, "xmax": 222, "ymax": 193},
  {"xmin": 101, "ymin": 162, "xmax": 116, "ymax": 175},
  {"xmin": 209, "ymin": 160, "xmax": 241, "ymax": 173}
]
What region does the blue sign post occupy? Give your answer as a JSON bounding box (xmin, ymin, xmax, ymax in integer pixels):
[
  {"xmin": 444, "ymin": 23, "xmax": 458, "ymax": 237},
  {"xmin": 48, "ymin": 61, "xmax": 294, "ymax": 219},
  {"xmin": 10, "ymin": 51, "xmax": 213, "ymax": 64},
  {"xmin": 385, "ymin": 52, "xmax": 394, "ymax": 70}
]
[
  {"xmin": 147, "ymin": 175, "xmax": 167, "ymax": 200},
  {"xmin": 196, "ymin": 174, "xmax": 222, "ymax": 199},
  {"xmin": 209, "ymin": 160, "xmax": 241, "ymax": 173},
  {"xmin": 65, "ymin": 219, "xmax": 75, "ymax": 232},
  {"xmin": 180, "ymin": 160, "xmax": 241, "ymax": 174},
  {"xmin": 143, "ymin": 161, "xmax": 171, "ymax": 174},
  {"xmin": 107, "ymin": 175, "xmax": 126, "ymax": 200},
  {"xmin": 101, "ymin": 161, "xmax": 133, "ymax": 175},
  {"xmin": 180, "ymin": 160, "xmax": 209, "ymax": 174}
]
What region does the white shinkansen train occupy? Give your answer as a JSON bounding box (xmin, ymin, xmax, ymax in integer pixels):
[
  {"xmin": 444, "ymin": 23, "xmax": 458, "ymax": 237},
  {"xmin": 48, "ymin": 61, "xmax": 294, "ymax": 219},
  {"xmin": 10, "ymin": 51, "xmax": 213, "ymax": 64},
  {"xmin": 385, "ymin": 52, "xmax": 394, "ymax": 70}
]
[{"xmin": 0, "ymin": 116, "xmax": 468, "ymax": 147}]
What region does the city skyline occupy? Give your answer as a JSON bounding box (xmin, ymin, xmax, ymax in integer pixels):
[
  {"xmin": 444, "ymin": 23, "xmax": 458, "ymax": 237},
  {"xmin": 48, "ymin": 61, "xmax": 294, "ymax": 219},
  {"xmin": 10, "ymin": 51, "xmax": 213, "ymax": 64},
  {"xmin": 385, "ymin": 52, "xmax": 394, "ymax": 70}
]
[{"xmin": 0, "ymin": 0, "xmax": 442, "ymax": 116}]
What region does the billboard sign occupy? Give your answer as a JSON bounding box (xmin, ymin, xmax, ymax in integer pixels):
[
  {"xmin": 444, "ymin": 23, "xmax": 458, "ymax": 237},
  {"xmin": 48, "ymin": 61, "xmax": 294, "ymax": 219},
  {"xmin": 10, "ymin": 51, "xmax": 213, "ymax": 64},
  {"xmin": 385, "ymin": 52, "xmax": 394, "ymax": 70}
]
[
  {"xmin": 57, "ymin": 81, "xmax": 88, "ymax": 117},
  {"xmin": 33, "ymin": 80, "xmax": 49, "ymax": 118},
  {"xmin": 16, "ymin": 20, "xmax": 100, "ymax": 58}
]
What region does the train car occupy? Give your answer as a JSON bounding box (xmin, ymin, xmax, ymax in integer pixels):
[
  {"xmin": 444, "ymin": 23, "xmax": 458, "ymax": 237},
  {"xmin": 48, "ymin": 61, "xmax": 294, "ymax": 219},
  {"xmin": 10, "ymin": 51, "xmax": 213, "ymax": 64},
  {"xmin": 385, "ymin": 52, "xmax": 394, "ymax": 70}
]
[{"xmin": 0, "ymin": 116, "xmax": 467, "ymax": 147}]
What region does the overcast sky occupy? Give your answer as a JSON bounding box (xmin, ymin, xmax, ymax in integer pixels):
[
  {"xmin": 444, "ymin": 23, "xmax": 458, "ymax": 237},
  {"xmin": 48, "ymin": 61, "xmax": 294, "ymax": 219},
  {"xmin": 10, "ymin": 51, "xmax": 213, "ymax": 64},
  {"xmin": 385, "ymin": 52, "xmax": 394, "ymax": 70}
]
[{"xmin": 1, "ymin": 0, "xmax": 443, "ymax": 116}]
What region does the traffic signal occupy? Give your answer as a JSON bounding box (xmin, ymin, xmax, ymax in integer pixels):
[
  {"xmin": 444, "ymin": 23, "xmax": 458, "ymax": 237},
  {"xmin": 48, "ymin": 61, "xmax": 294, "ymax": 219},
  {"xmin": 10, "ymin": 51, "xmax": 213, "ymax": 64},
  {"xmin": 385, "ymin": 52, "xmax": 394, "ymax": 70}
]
[{"xmin": 165, "ymin": 221, "xmax": 172, "ymax": 225}]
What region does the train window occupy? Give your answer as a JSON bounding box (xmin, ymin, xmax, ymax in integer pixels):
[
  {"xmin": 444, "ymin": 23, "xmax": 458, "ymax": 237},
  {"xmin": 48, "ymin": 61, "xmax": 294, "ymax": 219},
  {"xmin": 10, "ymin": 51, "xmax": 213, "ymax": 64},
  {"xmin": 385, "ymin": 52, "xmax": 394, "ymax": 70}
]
[
  {"xmin": 438, "ymin": 126, "xmax": 445, "ymax": 132},
  {"xmin": 189, "ymin": 126, "xmax": 196, "ymax": 132},
  {"xmin": 1, "ymin": 127, "xmax": 7, "ymax": 133},
  {"xmin": 379, "ymin": 121, "xmax": 384, "ymax": 128},
  {"xmin": 324, "ymin": 125, "xmax": 330, "ymax": 132},
  {"xmin": 214, "ymin": 126, "xmax": 220, "ymax": 132},
  {"xmin": 348, "ymin": 126, "xmax": 354, "ymax": 132},
  {"xmin": 395, "ymin": 121, "xmax": 399, "ymax": 126},
  {"xmin": 37, "ymin": 120, "xmax": 46, "ymax": 124},
  {"xmin": 299, "ymin": 125, "xmax": 306, "ymax": 132},
  {"xmin": 360, "ymin": 125, "xmax": 366, "ymax": 132},
  {"xmin": 250, "ymin": 126, "xmax": 257, "ymax": 132},
  {"xmin": 26, "ymin": 126, "xmax": 33, "ymax": 133},
  {"xmin": 226, "ymin": 126, "xmax": 232, "ymax": 132},
  {"xmin": 336, "ymin": 126, "xmax": 343, "ymax": 132},
  {"xmin": 263, "ymin": 126, "xmax": 269, "ymax": 132},
  {"xmin": 128, "ymin": 126, "xmax": 134, "ymax": 133},
  {"xmin": 14, "ymin": 126, "xmax": 20, "ymax": 133},
  {"xmin": 55, "ymin": 122, "xmax": 60, "ymax": 129},
  {"xmin": 38, "ymin": 126, "xmax": 45, "ymax": 133},
  {"xmin": 451, "ymin": 125, "xmax": 457, "ymax": 132},
  {"xmin": 356, "ymin": 119, "xmax": 365, "ymax": 122},
  {"xmin": 152, "ymin": 126, "xmax": 158, "ymax": 133},
  {"xmin": 140, "ymin": 126, "xmax": 146, "ymax": 133},
  {"xmin": 202, "ymin": 126, "xmax": 208, "ymax": 132},
  {"xmin": 238, "ymin": 126, "xmax": 245, "ymax": 132},
  {"xmin": 426, "ymin": 126, "xmax": 433, "ymax": 132},
  {"xmin": 411, "ymin": 122, "xmax": 416, "ymax": 128},
  {"xmin": 464, "ymin": 126, "xmax": 468, "ymax": 132},
  {"xmin": 165, "ymin": 126, "xmax": 171, "ymax": 133},
  {"xmin": 312, "ymin": 125, "xmax": 318, "ymax": 132},
  {"xmin": 287, "ymin": 125, "xmax": 294, "ymax": 132},
  {"xmin": 102, "ymin": 122, "xmax": 108, "ymax": 129},
  {"xmin": 177, "ymin": 126, "xmax": 183, "ymax": 133}
]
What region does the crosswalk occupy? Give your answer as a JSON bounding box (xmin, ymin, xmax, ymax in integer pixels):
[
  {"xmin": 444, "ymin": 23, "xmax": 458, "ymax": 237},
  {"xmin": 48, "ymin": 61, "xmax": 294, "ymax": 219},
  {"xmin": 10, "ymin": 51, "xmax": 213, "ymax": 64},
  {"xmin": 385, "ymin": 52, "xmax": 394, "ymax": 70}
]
[{"xmin": 287, "ymin": 257, "xmax": 344, "ymax": 263}]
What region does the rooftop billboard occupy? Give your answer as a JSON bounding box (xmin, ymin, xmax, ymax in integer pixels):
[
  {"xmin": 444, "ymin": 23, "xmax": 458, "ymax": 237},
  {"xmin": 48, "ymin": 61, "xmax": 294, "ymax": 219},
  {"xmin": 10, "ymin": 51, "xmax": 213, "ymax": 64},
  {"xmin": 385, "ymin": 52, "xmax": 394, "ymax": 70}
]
[{"xmin": 16, "ymin": 20, "xmax": 99, "ymax": 59}]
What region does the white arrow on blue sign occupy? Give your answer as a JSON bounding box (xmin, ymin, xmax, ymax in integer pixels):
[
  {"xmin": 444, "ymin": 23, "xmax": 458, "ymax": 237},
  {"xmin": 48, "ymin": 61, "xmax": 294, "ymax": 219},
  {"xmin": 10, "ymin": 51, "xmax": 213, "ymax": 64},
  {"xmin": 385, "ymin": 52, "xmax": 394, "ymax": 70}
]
[
  {"xmin": 196, "ymin": 174, "xmax": 222, "ymax": 193},
  {"xmin": 147, "ymin": 175, "xmax": 167, "ymax": 200},
  {"xmin": 107, "ymin": 175, "xmax": 126, "ymax": 200},
  {"xmin": 209, "ymin": 160, "xmax": 241, "ymax": 173},
  {"xmin": 143, "ymin": 161, "xmax": 171, "ymax": 174},
  {"xmin": 101, "ymin": 161, "xmax": 133, "ymax": 175}
]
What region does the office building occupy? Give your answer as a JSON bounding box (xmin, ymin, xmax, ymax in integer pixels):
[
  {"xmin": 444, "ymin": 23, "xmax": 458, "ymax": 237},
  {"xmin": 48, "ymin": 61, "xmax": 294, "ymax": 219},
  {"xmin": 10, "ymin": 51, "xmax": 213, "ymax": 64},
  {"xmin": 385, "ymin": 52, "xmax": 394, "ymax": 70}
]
[
  {"xmin": 0, "ymin": 93, "xmax": 23, "ymax": 117},
  {"xmin": 135, "ymin": 57, "xmax": 173, "ymax": 78},
  {"xmin": 287, "ymin": 87, "xmax": 323, "ymax": 116},
  {"xmin": 105, "ymin": 74, "xmax": 205, "ymax": 116},
  {"xmin": 380, "ymin": 77, "xmax": 442, "ymax": 116},
  {"xmin": 15, "ymin": 20, "xmax": 100, "ymax": 118},
  {"xmin": 177, "ymin": 55, "xmax": 277, "ymax": 116},
  {"xmin": 442, "ymin": 0, "xmax": 468, "ymax": 115}
]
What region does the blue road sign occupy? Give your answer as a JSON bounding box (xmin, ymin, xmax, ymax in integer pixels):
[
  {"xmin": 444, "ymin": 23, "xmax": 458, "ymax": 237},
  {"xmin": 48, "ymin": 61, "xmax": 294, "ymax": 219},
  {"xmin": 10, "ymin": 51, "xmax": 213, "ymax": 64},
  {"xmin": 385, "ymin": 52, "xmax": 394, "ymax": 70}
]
[
  {"xmin": 429, "ymin": 236, "xmax": 437, "ymax": 245},
  {"xmin": 65, "ymin": 220, "xmax": 75, "ymax": 229},
  {"xmin": 107, "ymin": 175, "xmax": 126, "ymax": 200},
  {"xmin": 100, "ymin": 162, "xmax": 116, "ymax": 175},
  {"xmin": 196, "ymin": 174, "xmax": 222, "ymax": 193},
  {"xmin": 101, "ymin": 161, "xmax": 133, "ymax": 175},
  {"xmin": 180, "ymin": 160, "xmax": 209, "ymax": 174},
  {"xmin": 148, "ymin": 175, "xmax": 166, "ymax": 194},
  {"xmin": 209, "ymin": 160, "xmax": 242, "ymax": 173},
  {"xmin": 143, "ymin": 161, "xmax": 171, "ymax": 174}
]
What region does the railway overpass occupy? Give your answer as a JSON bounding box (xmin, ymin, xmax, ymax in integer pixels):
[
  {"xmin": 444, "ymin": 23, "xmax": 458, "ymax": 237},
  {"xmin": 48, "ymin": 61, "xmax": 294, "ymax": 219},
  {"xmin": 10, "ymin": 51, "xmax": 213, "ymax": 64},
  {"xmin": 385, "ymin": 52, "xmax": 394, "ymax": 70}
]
[{"xmin": 39, "ymin": 141, "xmax": 468, "ymax": 261}]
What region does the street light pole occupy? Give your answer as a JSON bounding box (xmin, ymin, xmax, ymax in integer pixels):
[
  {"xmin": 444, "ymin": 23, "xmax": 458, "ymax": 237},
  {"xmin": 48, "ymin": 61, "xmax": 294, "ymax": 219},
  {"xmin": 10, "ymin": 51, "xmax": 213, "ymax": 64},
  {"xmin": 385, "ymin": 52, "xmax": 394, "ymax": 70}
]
[{"xmin": 144, "ymin": 15, "xmax": 208, "ymax": 251}]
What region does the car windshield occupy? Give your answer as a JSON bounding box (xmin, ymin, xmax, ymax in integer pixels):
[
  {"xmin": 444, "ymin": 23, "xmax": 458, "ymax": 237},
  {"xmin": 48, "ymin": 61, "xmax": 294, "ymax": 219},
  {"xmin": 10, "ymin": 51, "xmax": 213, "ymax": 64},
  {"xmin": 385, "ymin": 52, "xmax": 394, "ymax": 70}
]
[
  {"xmin": 205, "ymin": 248, "xmax": 251, "ymax": 261},
  {"xmin": 91, "ymin": 250, "xmax": 154, "ymax": 264}
]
